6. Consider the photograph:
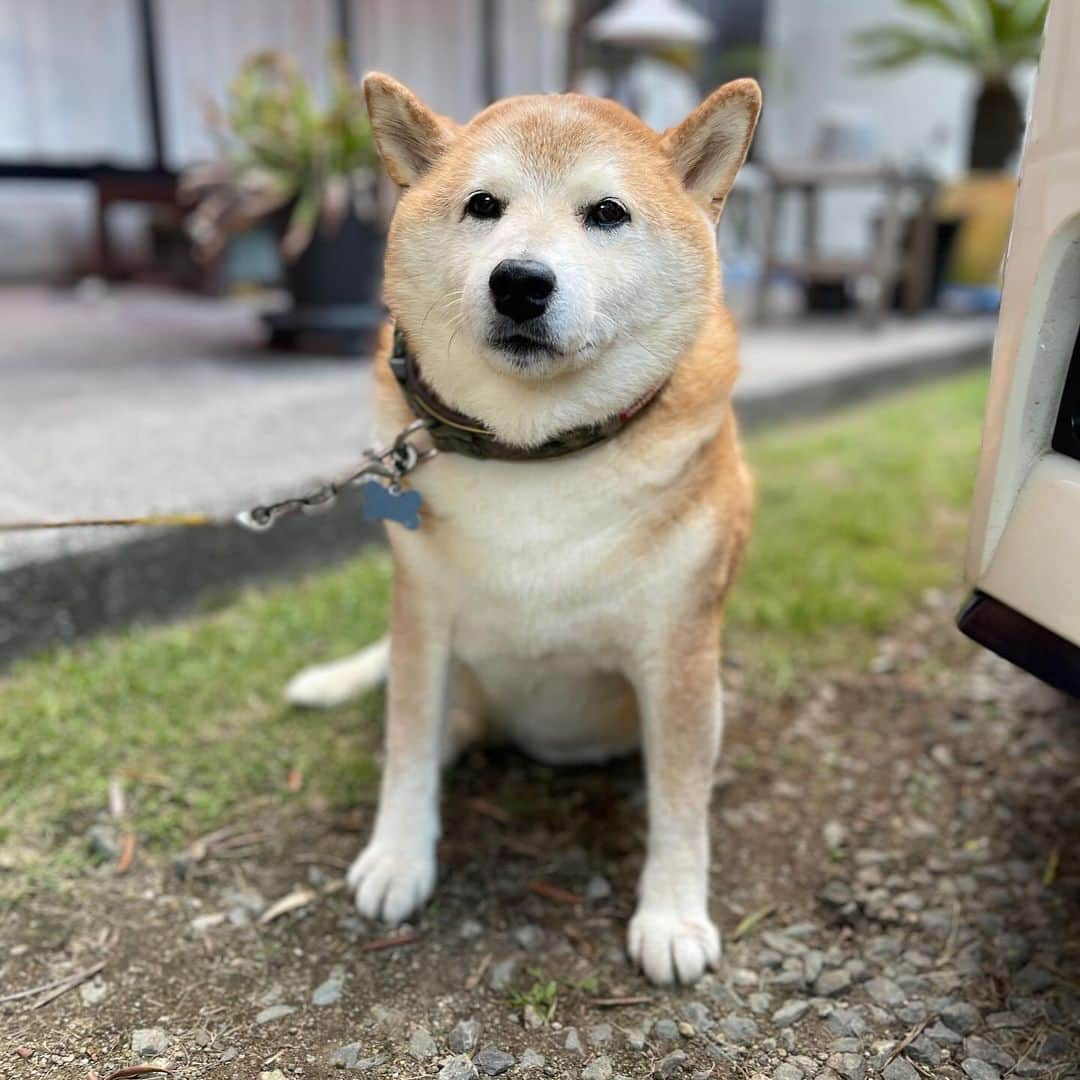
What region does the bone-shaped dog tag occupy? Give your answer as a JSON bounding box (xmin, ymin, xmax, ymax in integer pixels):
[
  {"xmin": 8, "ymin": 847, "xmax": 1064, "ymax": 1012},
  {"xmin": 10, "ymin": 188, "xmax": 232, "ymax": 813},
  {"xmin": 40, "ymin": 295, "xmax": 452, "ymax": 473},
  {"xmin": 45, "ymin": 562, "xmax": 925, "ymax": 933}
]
[{"xmin": 359, "ymin": 479, "xmax": 423, "ymax": 530}]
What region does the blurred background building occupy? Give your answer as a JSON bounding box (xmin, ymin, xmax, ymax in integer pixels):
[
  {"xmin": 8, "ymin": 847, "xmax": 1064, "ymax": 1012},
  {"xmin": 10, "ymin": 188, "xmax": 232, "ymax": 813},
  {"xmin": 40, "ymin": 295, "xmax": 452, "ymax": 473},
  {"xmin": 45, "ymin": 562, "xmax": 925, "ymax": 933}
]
[{"xmin": 0, "ymin": 0, "xmax": 1041, "ymax": 316}]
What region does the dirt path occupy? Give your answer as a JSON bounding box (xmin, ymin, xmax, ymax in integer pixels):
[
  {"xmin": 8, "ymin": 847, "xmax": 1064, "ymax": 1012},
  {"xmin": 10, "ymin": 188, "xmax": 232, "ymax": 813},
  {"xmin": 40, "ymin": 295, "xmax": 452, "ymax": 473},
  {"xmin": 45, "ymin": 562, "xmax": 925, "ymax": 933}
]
[{"xmin": 2, "ymin": 591, "xmax": 1078, "ymax": 1080}]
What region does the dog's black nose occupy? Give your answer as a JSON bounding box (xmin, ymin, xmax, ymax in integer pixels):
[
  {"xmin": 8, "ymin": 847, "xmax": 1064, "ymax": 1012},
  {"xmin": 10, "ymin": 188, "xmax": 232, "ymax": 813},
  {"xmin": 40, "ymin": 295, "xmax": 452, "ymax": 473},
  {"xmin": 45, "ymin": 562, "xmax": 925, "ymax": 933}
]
[{"xmin": 489, "ymin": 259, "xmax": 556, "ymax": 323}]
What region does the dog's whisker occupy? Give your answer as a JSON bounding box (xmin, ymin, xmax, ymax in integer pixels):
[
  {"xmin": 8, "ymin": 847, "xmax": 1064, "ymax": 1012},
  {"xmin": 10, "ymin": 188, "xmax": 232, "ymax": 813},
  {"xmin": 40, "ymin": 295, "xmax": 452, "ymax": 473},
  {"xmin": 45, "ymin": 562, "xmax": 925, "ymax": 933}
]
[
  {"xmin": 418, "ymin": 299, "xmax": 441, "ymax": 335},
  {"xmin": 419, "ymin": 291, "xmax": 465, "ymax": 335},
  {"xmin": 446, "ymin": 325, "xmax": 462, "ymax": 359}
]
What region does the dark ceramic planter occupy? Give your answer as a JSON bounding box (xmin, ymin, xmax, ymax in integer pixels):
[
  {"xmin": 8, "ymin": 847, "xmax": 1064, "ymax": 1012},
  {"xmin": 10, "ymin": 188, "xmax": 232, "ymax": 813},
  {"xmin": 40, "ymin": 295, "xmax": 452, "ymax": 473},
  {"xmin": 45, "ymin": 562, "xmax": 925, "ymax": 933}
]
[{"xmin": 263, "ymin": 206, "xmax": 386, "ymax": 356}]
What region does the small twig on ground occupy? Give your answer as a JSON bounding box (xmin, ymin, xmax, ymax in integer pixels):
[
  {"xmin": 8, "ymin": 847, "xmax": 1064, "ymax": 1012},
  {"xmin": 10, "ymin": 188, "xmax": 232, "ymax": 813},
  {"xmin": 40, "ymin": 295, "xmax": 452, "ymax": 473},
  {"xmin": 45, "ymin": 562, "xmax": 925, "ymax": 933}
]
[
  {"xmin": 101, "ymin": 1066, "xmax": 174, "ymax": 1080},
  {"xmin": 1040, "ymin": 963, "xmax": 1080, "ymax": 992},
  {"xmin": 294, "ymin": 853, "xmax": 351, "ymax": 870},
  {"xmin": 33, "ymin": 961, "xmax": 108, "ymax": 1010},
  {"xmin": 1004, "ymin": 1025, "xmax": 1045, "ymax": 1078},
  {"xmin": 590, "ymin": 995, "xmax": 652, "ymax": 1008},
  {"xmin": 500, "ymin": 837, "xmax": 542, "ymax": 858},
  {"xmin": 212, "ymin": 831, "xmax": 268, "ymax": 852},
  {"xmin": 108, "ymin": 776, "xmax": 126, "ymax": 819},
  {"xmin": 210, "ymin": 848, "xmax": 268, "ymax": 862},
  {"xmin": 359, "ymin": 930, "xmax": 422, "ymax": 953},
  {"xmin": 118, "ymin": 767, "xmax": 171, "ymax": 787},
  {"xmin": 0, "ymin": 960, "xmax": 106, "ymax": 1006},
  {"xmin": 731, "ymin": 905, "xmax": 776, "ymax": 941},
  {"xmin": 467, "ymin": 797, "xmax": 511, "ymax": 824},
  {"xmin": 528, "ymin": 881, "xmax": 583, "ymax": 905},
  {"xmin": 937, "ymin": 897, "xmax": 961, "ymax": 965},
  {"xmin": 1043, "ymin": 848, "xmax": 1060, "ymax": 885},
  {"xmin": 257, "ymin": 888, "xmax": 317, "ymax": 925},
  {"xmin": 189, "ymin": 912, "xmax": 226, "ymax": 933},
  {"xmin": 184, "ymin": 825, "xmax": 238, "ymax": 863},
  {"xmin": 883, "ymin": 1015, "xmax": 933, "ymax": 1068},
  {"xmin": 465, "ymin": 953, "xmax": 492, "ymax": 990},
  {"xmin": 116, "ymin": 833, "xmax": 137, "ymax": 874}
]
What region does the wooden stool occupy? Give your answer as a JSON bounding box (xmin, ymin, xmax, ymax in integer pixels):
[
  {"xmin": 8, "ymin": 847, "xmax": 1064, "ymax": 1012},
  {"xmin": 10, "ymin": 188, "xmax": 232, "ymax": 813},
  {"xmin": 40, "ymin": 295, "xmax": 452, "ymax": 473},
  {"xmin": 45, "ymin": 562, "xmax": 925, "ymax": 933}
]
[{"xmin": 754, "ymin": 162, "xmax": 937, "ymax": 327}]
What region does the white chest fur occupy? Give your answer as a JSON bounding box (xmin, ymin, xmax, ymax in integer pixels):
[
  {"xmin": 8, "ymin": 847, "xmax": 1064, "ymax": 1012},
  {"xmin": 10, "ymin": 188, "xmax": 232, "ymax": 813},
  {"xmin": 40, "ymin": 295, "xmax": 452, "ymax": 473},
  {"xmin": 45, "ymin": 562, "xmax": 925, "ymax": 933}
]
[{"xmin": 397, "ymin": 434, "xmax": 717, "ymax": 667}]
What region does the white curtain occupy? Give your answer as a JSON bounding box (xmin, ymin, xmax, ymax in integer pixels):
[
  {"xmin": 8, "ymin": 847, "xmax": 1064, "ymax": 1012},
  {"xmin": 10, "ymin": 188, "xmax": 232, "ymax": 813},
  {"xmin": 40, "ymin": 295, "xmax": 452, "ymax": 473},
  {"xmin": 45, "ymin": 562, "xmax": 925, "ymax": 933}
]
[
  {"xmin": 0, "ymin": 0, "xmax": 146, "ymax": 163},
  {"xmin": 0, "ymin": 0, "xmax": 570, "ymax": 168}
]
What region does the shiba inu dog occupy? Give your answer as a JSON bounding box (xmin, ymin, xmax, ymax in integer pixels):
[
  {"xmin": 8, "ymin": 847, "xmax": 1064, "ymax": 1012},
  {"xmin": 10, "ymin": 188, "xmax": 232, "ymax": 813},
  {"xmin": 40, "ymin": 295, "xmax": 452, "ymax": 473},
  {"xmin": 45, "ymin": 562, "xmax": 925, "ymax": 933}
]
[{"xmin": 287, "ymin": 72, "xmax": 761, "ymax": 985}]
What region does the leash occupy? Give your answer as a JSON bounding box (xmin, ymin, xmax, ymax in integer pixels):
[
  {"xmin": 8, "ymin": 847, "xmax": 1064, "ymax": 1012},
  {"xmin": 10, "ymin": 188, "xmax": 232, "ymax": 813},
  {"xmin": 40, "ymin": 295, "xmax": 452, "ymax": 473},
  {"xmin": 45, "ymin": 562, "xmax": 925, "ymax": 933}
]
[
  {"xmin": 0, "ymin": 513, "xmax": 218, "ymax": 533},
  {"xmin": 0, "ymin": 419, "xmax": 437, "ymax": 536}
]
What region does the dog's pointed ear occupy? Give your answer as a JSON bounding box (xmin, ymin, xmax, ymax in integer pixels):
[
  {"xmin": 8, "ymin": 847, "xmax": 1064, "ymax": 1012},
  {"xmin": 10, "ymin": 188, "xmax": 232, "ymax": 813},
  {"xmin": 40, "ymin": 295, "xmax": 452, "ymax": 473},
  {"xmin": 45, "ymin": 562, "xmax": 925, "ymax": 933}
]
[
  {"xmin": 661, "ymin": 79, "xmax": 761, "ymax": 219},
  {"xmin": 363, "ymin": 73, "xmax": 458, "ymax": 187}
]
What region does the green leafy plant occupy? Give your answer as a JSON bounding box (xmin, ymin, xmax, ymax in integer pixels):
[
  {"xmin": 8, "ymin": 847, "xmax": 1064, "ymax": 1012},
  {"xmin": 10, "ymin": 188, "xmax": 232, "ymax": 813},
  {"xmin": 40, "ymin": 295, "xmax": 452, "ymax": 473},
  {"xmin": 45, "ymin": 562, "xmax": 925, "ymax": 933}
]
[
  {"xmin": 511, "ymin": 974, "xmax": 559, "ymax": 1020},
  {"xmin": 852, "ymin": 0, "xmax": 1049, "ymax": 170},
  {"xmin": 182, "ymin": 47, "xmax": 378, "ymax": 261}
]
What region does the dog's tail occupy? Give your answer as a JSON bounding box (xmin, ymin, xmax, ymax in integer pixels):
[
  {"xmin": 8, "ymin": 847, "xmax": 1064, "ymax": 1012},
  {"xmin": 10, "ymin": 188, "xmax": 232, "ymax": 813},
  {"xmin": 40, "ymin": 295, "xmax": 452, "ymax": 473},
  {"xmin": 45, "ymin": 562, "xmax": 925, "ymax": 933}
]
[{"xmin": 285, "ymin": 636, "xmax": 390, "ymax": 708}]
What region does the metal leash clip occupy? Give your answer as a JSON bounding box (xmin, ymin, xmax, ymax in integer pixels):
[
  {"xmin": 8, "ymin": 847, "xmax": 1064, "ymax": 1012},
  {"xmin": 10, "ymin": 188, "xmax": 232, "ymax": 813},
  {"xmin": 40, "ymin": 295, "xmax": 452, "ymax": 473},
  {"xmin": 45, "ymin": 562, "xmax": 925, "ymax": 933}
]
[{"xmin": 236, "ymin": 419, "xmax": 436, "ymax": 533}]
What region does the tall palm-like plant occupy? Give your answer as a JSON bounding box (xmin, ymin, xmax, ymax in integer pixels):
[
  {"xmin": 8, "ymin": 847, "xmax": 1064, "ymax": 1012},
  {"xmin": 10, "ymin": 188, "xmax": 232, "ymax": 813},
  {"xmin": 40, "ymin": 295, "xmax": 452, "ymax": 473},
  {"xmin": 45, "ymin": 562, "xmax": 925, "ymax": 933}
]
[{"xmin": 853, "ymin": 0, "xmax": 1049, "ymax": 170}]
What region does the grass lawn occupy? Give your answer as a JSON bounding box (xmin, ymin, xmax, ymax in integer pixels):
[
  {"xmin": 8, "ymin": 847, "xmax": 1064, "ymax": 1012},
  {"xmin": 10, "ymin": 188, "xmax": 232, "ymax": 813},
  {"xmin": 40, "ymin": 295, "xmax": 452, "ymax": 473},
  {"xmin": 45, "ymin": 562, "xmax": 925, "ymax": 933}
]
[{"xmin": 0, "ymin": 371, "xmax": 987, "ymax": 895}]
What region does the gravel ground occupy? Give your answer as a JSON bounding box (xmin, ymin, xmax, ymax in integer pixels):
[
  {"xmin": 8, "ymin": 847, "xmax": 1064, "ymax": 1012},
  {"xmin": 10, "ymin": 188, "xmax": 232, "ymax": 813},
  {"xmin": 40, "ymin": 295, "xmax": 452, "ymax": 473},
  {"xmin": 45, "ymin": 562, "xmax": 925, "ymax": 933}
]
[{"xmin": 2, "ymin": 588, "xmax": 1078, "ymax": 1080}]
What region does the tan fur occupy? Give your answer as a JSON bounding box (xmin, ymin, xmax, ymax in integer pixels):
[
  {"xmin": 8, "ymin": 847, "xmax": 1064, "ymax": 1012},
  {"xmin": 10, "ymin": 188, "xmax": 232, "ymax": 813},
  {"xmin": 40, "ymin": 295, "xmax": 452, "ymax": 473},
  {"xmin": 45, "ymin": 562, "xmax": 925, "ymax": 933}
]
[{"xmin": 291, "ymin": 74, "xmax": 761, "ymax": 985}]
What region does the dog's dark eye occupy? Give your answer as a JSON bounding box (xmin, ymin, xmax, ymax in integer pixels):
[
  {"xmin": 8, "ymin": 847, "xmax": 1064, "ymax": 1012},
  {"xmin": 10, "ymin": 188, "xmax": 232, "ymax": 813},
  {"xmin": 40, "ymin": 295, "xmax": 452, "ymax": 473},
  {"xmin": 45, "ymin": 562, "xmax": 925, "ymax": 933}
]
[
  {"xmin": 586, "ymin": 198, "xmax": 630, "ymax": 229},
  {"xmin": 465, "ymin": 191, "xmax": 502, "ymax": 220}
]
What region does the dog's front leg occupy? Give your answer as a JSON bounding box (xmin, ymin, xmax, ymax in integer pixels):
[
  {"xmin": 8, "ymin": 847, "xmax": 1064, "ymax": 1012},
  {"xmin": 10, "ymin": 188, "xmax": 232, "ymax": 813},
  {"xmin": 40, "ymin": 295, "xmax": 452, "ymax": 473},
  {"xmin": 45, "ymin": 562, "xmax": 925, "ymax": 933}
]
[
  {"xmin": 627, "ymin": 618, "xmax": 723, "ymax": 985},
  {"xmin": 347, "ymin": 567, "xmax": 449, "ymax": 924}
]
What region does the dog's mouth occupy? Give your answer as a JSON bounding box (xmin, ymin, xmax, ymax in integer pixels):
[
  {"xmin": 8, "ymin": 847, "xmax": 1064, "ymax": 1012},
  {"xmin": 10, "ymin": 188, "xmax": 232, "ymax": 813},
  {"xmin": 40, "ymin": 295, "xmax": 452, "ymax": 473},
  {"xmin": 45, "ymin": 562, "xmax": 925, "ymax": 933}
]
[
  {"xmin": 489, "ymin": 332, "xmax": 563, "ymax": 358},
  {"xmin": 486, "ymin": 330, "xmax": 565, "ymax": 369}
]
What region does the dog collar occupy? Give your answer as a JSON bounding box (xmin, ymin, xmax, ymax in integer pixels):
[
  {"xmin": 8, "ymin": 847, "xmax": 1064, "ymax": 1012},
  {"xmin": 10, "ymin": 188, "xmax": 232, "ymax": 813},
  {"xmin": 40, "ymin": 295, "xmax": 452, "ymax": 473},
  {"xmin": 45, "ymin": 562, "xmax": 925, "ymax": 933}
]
[{"xmin": 389, "ymin": 327, "xmax": 666, "ymax": 462}]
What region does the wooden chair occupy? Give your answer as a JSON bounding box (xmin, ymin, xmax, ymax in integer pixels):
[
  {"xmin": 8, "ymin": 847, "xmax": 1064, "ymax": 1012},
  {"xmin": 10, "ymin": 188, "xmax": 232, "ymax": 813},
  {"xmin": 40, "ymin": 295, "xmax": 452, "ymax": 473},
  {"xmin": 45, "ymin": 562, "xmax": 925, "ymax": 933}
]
[{"xmin": 753, "ymin": 162, "xmax": 937, "ymax": 327}]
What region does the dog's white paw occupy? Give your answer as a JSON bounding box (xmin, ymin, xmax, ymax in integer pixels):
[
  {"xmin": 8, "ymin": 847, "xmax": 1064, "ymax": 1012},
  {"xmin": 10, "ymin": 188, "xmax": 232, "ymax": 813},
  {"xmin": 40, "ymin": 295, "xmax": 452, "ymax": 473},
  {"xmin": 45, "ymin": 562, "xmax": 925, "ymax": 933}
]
[
  {"xmin": 627, "ymin": 907, "xmax": 721, "ymax": 985},
  {"xmin": 347, "ymin": 840, "xmax": 436, "ymax": 925}
]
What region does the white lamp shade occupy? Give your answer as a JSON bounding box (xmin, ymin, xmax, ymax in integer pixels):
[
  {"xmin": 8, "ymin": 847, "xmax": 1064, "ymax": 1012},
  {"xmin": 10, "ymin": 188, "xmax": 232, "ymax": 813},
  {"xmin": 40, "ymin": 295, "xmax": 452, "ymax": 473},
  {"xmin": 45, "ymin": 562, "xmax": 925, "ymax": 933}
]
[{"xmin": 588, "ymin": 0, "xmax": 713, "ymax": 48}]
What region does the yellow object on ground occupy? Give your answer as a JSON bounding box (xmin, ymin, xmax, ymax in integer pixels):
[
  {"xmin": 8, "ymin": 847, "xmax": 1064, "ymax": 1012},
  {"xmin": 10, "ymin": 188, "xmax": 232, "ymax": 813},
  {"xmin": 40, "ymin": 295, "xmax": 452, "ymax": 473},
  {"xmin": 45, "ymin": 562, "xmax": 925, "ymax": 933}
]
[{"xmin": 936, "ymin": 172, "xmax": 1017, "ymax": 286}]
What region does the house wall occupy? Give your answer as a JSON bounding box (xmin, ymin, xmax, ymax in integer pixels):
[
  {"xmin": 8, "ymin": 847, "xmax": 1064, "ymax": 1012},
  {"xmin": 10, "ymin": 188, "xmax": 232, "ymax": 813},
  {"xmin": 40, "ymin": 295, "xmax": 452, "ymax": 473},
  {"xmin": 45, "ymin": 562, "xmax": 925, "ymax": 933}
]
[{"xmin": 761, "ymin": 0, "xmax": 975, "ymax": 178}]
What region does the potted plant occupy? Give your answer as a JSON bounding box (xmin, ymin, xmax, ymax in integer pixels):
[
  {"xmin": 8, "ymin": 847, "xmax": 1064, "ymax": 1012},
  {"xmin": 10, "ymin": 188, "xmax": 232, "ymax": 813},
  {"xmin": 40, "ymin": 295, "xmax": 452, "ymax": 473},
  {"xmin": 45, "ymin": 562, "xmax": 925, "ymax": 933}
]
[
  {"xmin": 182, "ymin": 48, "xmax": 383, "ymax": 353},
  {"xmin": 853, "ymin": 0, "xmax": 1048, "ymax": 171}
]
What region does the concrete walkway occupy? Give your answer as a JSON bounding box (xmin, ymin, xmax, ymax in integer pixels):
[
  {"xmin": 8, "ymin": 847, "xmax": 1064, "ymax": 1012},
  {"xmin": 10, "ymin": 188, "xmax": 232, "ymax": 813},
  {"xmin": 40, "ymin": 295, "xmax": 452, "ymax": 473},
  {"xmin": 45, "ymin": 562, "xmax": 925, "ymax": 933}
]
[{"xmin": 0, "ymin": 286, "xmax": 995, "ymax": 661}]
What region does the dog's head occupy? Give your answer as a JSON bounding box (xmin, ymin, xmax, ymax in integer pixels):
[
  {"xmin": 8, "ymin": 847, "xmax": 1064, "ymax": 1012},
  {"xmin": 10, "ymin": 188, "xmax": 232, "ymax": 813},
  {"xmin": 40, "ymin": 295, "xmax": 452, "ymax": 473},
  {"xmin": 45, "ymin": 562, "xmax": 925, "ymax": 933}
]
[{"xmin": 365, "ymin": 74, "xmax": 760, "ymax": 446}]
